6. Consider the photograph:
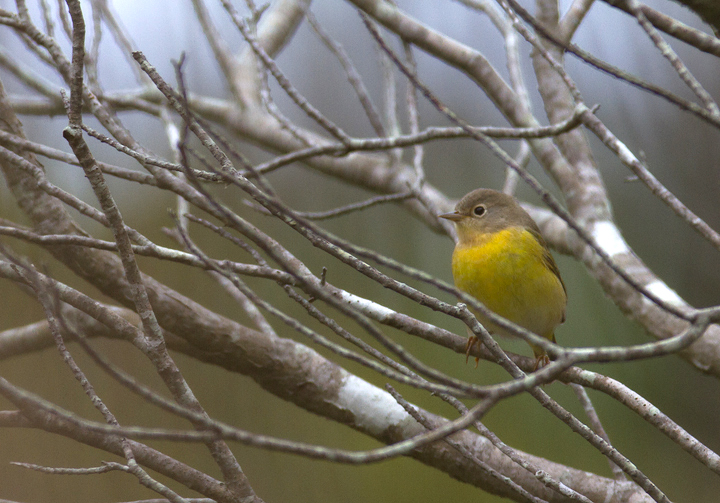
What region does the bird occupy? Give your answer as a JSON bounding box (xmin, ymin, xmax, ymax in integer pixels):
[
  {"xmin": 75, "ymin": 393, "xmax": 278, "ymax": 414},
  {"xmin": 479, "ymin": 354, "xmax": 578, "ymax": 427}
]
[{"xmin": 439, "ymin": 188, "xmax": 566, "ymax": 369}]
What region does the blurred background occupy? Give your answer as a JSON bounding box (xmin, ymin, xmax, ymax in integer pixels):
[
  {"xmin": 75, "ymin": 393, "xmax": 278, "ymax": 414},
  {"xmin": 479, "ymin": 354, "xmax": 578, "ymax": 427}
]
[{"xmin": 1, "ymin": 0, "xmax": 719, "ymax": 501}]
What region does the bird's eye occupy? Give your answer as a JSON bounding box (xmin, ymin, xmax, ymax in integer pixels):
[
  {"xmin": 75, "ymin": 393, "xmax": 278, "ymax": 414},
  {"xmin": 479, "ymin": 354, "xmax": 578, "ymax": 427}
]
[{"xmin": 473, "ymin": 205, "xmax": 486, "ymax": 216}]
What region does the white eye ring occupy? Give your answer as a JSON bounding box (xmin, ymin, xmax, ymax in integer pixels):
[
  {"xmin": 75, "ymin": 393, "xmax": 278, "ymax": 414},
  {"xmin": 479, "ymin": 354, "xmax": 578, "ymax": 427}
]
[{"xmin": 473, "ymin": 205, "xmax": 486, "ymax": 216}]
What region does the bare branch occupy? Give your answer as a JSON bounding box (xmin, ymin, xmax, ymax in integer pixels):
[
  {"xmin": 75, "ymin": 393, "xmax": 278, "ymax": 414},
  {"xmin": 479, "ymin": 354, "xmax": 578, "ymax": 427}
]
[{"xmin": 1, "ymin": 1, "xmax": 718, "ymax": 501}]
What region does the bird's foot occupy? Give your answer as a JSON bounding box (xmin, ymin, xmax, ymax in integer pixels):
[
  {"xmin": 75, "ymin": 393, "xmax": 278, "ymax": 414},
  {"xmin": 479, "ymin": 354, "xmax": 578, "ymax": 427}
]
[{"xmin": 533, "ymin": 353, "xmax": 550, "ymax": 371}]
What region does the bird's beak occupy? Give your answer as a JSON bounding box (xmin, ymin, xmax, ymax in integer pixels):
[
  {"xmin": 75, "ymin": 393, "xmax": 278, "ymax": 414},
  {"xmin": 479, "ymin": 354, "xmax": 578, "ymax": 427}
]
[{"xmin": 439, "ymin": 211, "xmax": 463, "ymax": 222}]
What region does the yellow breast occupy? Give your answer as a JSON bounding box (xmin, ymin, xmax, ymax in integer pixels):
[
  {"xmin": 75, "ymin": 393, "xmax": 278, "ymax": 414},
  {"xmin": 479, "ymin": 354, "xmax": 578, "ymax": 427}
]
[{"xmin": 451, "ymin": 227, "xmax": 566, "ymax": 340}]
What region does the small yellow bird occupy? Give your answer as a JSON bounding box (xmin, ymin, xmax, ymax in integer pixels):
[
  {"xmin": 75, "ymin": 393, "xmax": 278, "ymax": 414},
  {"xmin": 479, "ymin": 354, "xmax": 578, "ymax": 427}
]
[{"xmin": 440, "ymin": 188, "xmax": 566, "ymax": 368}]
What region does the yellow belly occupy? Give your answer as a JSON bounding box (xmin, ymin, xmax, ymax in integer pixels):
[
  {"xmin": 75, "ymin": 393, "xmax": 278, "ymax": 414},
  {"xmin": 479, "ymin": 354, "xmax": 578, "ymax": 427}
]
[{"xmin": 451, "ymin": 227, "xmax": 566, "ymax": 342}]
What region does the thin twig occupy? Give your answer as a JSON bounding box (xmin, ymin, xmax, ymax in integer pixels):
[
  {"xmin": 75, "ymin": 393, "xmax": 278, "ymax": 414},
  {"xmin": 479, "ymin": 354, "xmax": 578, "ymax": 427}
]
[
  {"xmin": 386, "ymin": 385, "xmax": 553, "ymax": 503},
  {"xmin": 306, "ymin": 10, "xmax": 385, "ymax": 137},
  {"xmin": 0, "ymin": 373, "xmax": 502, "ymax": 464},
  {"xmin": 0, "ymin": 225, "xmax": 290, "ymax": 282},
  {"xmin": 253, "ymin": 107, "xmax": 590, "ymax": 176},
  {"xmin": 61, "ymin": 3, "xmax": 249, "ymax": 498},
  {"xmin": 221, "ymin": 0, "xmax": 352, "ymax": 144},
  {"xmin": 570, "ymin": 383, "xmax": 627, "ymax": 481},
  {"xmin": 581, "ymin": 111, "xmax": 720, "ymax": 253},
  {"xmin": 627, "ymin": 0, "xmax": 719, "ymax": 116},
  {"xmin": 567, "ymin": 368, "xmax": 720, "ymax": 476},
  {"xmin": 433, "ymin": 389, "xmax": 595, "ymax": 503},
  {"xmin": 11, "ymin": 461, "xmax": 127, "ymax": 475},
  {"xmin": 294, "ymin": 191, "xmax": 413, "ymax": 220},
  {"xmin": 601, "ymin": 0, "xmax": 720, "ymax": 58},
  {"xmin": 503, "ymin": 0, "xmax": 720, "ymax": 128}
]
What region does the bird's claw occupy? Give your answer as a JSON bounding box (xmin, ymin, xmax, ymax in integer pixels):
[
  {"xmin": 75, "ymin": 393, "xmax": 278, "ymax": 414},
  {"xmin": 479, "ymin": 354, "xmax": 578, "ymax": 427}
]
[{"xmin": 465, "ymin": 336, "xmax": 480, "ymax": 368}]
